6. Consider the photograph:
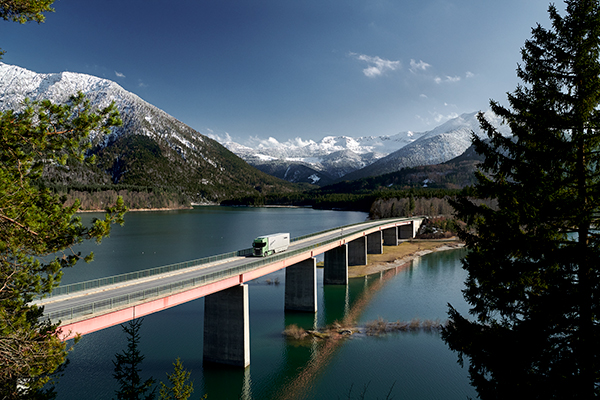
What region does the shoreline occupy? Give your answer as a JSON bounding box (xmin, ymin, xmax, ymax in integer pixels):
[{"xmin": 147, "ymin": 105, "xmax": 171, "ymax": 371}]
[
  {"xmin": 348, "ymin": 238, "xmax": 464, "ymax": 278},
  {"xmin": 76, "ymin": 206, "xmax": 194, "ymax": 213},
  {"xmin": 75, "ymin": 203, "xmax": 309, "ymax": 213}
]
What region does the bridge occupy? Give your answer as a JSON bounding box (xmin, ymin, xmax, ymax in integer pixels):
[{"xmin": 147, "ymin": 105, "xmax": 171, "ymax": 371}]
[{"xmin": 36, "ymin": 217, "xmax": 423, "ymax": 368}]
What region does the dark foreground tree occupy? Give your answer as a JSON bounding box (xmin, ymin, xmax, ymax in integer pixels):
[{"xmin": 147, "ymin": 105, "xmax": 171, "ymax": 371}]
[
  {"xmin": 1, "ymin": 1, "xmax": 126, "ymax": 398},
  {"xmin": 113, "ymin": 319, "xmax": 156, "ymax": 400},
  {"xmin": 442, "ymin": 1, "xmax": 600, "ymax": 398},
  {"xmin": 0, "ymin": 94, "xmax": 125, "ymax": 398}
]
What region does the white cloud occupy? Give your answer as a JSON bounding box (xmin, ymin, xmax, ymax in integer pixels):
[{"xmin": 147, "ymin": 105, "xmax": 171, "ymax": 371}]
[
  {"xmin": 434, "ymin": 75, "xmax": 461, "ymax": 84},
  {"xmin": 245, "ymin": 135, "xmax": 318, "ymax": 150},
  {"xmin": 434, "ymin": 112, "xmax": 459, "ymax": 123},
  {"xmin": 416, "ymin": 111, "xmax": 460, "ymax": 126},
  {"xmin": 409, "ymin": 59, "xmax": 431, "ymax": 73},
  {"xmin": 115, "ymin": 71, "xmax": 125, "ymax": 78},
  {"xmin": 205, "ymin": 130, "xmax": 233, "ymax": 144},
  {"xmin": 350, "ymin": 52, "xmax": 401, "ymax": 78},
  {"xmin": 363, "ymin": 66, "xmax": 383, "ymax": 77},
  {"xmin": 466, "ymin": 71, "xmax": 475, "ymax": 78}
]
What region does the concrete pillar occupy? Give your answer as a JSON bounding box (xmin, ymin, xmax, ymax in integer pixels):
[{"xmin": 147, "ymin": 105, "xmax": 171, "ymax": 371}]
[
  {"xmin": 324, "ymin": 244, "xmax": 348, "ymax": 285},
  {"xmin": 383, "ymin": 227, "xmax": 398, "ymax": 246},
  {"xmin": 399, "ymin": 223, "xmax": 414, "ymax": 239},
  {"xmin": 203, "ymin": 284, "xmax": 250, "ymax": 368},
  {"xmin": 348, "ymin": 236, "xmax": 367, "ymax": 266},
  {"xmin": 285, "ymin": 258, "xmax": 317, "ymax": 312},
  {"xmin": 367, "ymin": 231, "xmax": 383, "ymax": 254},
  {"xmin": 413, "ymin": 218, "xmax": 423, "ymax": 236}
]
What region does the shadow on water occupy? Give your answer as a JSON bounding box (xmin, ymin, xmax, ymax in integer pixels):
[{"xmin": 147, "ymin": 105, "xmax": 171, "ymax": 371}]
[
  {"xmin": 270, "ymin": 265, "xmax": 414, "ymax": 400},
  {"xmin": 51, "ymin": 208, "xmax": 473, "ymax": 399},
  {"xmin": 203, "ymin": 363, "xmax": 254, "ymax": 400}
]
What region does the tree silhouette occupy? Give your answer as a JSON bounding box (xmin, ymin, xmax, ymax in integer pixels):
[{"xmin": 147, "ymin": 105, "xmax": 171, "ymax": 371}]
[
  {"xmin": 443, "ymin": 1, "xmax": 600, "ymax": 398},
  {"xmin": 113, "ymin": 319, "xmax": 156, "ymax": 400}
]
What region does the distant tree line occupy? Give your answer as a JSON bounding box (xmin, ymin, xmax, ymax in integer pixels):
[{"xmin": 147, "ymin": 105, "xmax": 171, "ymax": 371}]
[
  {"xmin": 45, "ymin": 184, "xmax": 191, "ymax": 210},
  {"xmin": 369, "ymin": 196, "xmax": 453, "ymax": 219},
  {"xmin": 221, "ymin": 188, "xmax": 462, "ymax": 214}
]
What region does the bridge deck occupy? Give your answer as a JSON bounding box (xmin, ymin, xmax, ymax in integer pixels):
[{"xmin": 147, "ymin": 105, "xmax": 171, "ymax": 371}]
[{"xmin": 36, "ymin": 217, "xmax": 422, "ymax": 340}]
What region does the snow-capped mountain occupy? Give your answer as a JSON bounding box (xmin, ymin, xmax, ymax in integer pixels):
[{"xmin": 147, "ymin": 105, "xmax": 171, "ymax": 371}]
[
  {"xmin": 0, "ymin": 63, "xmax": 295, "ymax": 201},
  {"xmin": 216, "ymin": 131, "xmax": 427, "ymax": 184},
  {"xmin": 1, "ymin": 62, "xmax": 511, "ymax": 192},
  {"xmin": 0, "ymin": 62, "xmax": 204, "ymax": 154},
  {"xmin": 217, "ymin": 112, "xmax": 509, "ymax": 185},
  {"xmin": 341, "ymin": 111, "xmax": 511, "ymax": 182}
]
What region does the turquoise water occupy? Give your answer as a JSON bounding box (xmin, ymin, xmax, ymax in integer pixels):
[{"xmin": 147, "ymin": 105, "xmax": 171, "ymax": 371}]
[{"xmin": 53, "ymin": 207, "xmax": 475, "ymax": 399}]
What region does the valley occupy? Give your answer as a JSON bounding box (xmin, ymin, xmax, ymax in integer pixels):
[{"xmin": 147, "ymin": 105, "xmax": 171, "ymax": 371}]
[{"xmin": 0, "ymin": 62, "xmax": 498, "ymax": 212}]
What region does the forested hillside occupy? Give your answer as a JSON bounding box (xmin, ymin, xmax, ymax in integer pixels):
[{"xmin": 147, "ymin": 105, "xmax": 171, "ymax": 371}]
[{"xmin": 1, "ymin": 63, "xmax": 305, "ymax": 209}]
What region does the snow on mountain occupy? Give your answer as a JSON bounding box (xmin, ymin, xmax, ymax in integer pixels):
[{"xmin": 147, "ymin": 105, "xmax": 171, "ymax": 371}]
[
  {"xmin": 213, "ymin": 129, "xmax": 427, "ymax": 184},
  {"xmin": 341, "ymin": 111, "xmax": 511, "ymax": 182},
  {"xmin": 0, "ymin": 62, "xmax": 217, "ymax": 166},
  {"xmin": 1, "ymin": 63, "xmax": 510, "ymax": 189},
  {"xmin": 216, "ymin": 111, "xmax": 510, "ymax": 185},
  {"xmin": 0, "ymin": 63, "xmax": 296, "ymax": 200},
  {"xmin": 238, "ymin": 132, "xmax": 422, "ymax": 159}
]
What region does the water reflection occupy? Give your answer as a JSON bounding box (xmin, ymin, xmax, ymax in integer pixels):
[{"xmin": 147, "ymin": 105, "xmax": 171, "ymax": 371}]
[
  {"xmin": 274, "ymin": 263, "xmax": 419, "ymax": 400},
  {"xmin": 53, "ymin": 208, "xmax": 474, "ymax": 399}
]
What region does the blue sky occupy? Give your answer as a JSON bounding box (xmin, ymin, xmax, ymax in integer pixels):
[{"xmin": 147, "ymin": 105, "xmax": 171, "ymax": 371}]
[{"xmin": 2, "ymin": 0, "xmax": 552, "ymax": 144}]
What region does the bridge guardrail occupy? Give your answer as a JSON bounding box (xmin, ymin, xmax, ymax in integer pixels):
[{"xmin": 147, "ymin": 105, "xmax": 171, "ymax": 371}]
[
  {"xmin": 46, "ymin": 219, "xmax": 390, "ymax": 299},
  {"xmin": 46, "ymin": 248, "xmax": 252, "ymax": 298},
  {"xmin": 46, "ymin": 217, "xmax": 416, "ymax": 323}
]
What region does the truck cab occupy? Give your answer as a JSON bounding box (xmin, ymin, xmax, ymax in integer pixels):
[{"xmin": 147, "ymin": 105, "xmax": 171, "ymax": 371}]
[{"xmin": 252, "ymin": 237, "xmax": 269, "ymax": 256}]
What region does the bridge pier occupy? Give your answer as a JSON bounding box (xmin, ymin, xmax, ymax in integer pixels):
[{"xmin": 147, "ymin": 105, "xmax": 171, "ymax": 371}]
[
  {"xmin": 399, "ymin": 222, "xmax": 420, "ymax": 239},
  {"xmin": 399, "ymin": 224, "xmax": 412, "ymax": 239},
  {"xmin": 203, "ymin": 284, "xmax": 250, "ymax": 368},
  {"xmin": 285, "ymin": 258, "xmax": 317, "ymax": 312},
  {"xmin": 324, "ymin": 244, "xmax": 348, "ymax": 285},
  {"xmin": 367, "ymin": 231, "xmax": 383, "ymax": 254},
  {"xmin": 348, "ymin": 236, "xmax": 367, "ymax": 266},
  {"xmin": 383, "ymin": 227, "xmax": 398, "ymax": 246}
]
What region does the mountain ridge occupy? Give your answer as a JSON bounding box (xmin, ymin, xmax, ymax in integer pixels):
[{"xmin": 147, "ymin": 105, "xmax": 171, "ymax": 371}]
[
  {"xmin": 217, "ymin": 111, "xmax": 510, "ymax": 184},
  {"xmin": 340, "ymin": 111, "xmax": 510, "ymax": 182},
  {"xmin": 0, "ymin": 62, "xmax": 300, "ymax": 204}
]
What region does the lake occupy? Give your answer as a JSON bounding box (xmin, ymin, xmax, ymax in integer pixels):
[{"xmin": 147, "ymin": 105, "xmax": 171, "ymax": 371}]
[{"xmin": 53, "ymin": 206, "xmax": 475, "ymax": 399}]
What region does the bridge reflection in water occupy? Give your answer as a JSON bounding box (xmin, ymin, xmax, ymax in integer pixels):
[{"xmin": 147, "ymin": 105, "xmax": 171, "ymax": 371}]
[{"xmin": 37, "ymin": 217, "xmax": 423, "ymax": 368}]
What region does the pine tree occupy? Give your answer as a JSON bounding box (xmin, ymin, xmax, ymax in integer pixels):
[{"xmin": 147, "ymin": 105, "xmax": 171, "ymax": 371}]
[
  {"xmin": 0, "ymin": 2, "xmax": 126, "ymax": 397},
  {"xmin": 0, "ymin": 94, "xmax": 125, "ymax": 397},
  {"xmin": 442, "ymin": 1, "xmax": 600, "ymax": 398},
  {"xmin": 113, "ymin": 319, "xmax": 156, "ymax": 400},
  {"xmin": 158, "ymin": 358, "xmax": 198, "ymax": 400}
]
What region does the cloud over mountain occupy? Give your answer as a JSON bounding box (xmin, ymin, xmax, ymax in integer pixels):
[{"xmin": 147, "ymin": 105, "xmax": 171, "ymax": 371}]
[{"xmin": 350, "ymin": 53, "xmax": 401, "ymax": 78}]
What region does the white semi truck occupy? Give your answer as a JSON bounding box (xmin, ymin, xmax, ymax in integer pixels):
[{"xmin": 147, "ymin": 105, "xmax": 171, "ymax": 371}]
[{"xmin": 252, "ymin": 233, "xmax": 290, "ymax": 257}]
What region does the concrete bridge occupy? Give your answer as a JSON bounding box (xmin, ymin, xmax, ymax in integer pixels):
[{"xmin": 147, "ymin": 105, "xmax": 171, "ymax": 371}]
[{"xmin": 37, "ymin": 217, "xmax": 423, "ymax": 368}]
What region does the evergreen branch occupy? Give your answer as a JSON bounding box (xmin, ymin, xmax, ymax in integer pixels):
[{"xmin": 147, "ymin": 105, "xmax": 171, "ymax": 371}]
[{"xmin": 0, "ymin": 212, "xmax": 38, "ymax": 236}]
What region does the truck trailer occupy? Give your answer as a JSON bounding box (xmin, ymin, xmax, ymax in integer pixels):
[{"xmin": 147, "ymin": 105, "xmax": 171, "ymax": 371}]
[{"xmin": 252, "ymin": 233, "xmax": 290, "ymax": 257}]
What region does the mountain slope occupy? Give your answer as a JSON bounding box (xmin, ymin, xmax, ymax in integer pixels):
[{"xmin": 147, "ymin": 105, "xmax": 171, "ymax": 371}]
[
  {"xmin": 339, "ymin": 111, "xmax": 509, "ymax": 181},
  {"xmin": 0, "ymin": 63, "xmax": 299, "ymax": 202},
  {"xmin": 218, "ymin": 131, "xmax": 425, "ymax": 185},
  {"xmin": 218, "ymin": 112, "xmax": 508, "ymax": 185}
]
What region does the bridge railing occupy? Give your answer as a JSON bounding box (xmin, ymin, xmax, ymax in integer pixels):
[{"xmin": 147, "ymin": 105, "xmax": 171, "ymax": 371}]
[
  {"xmin": 46, "ymin": 217, "xmax": 415, "ymax": 323},
  {"xmin": 46, "ymin": 219, "xmax": 381, "ymax": 299},
  {"xmin": 45, "ymin": 217, "xmax": 413, "ymax": 300},
  {"xmin": 290, "ymin": 219, "xmax": 376, "ymax": 242},
  {"xmin": 46, "ymin": 248, "xmax": 253, "ymax": 299}
]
